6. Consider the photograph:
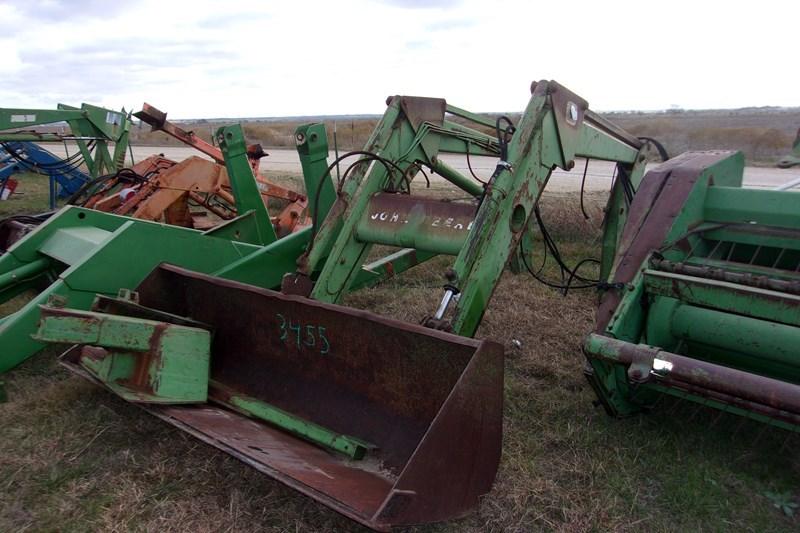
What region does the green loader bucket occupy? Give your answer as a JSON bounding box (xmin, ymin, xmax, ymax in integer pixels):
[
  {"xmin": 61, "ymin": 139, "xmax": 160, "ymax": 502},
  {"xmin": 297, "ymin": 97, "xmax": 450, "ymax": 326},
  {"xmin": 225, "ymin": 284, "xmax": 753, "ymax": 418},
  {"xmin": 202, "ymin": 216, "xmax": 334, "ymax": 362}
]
[{"xmin": 59, "ymin": 264, "xmax": 504, "ymax": 530}]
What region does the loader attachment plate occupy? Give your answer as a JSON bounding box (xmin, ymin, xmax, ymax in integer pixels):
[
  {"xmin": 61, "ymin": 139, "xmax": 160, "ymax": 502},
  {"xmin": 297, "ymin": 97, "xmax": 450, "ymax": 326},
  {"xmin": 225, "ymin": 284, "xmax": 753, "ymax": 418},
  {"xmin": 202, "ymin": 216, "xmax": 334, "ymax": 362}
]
[{"xmin": 61, "ymin": 264, "xmax": 504, "ymax": 530}]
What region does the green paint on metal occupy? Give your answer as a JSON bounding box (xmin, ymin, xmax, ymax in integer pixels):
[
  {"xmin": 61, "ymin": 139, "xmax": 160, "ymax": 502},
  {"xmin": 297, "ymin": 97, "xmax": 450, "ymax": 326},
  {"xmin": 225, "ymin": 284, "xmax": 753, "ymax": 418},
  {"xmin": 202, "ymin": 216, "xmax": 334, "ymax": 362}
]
[
  {"xmin": 0, "ymin": 119, "xmax": 439, "ymax": 377},
  {"xmin": 226, "ymin": 392, "xmax": 375, "ymax": 459},
  {"xmin": 645, "ymin": 383, "xmax": 800, "ymax": 433},
  {"xmin": 354, "ymin": 195, "xmax": 475, "ymax": 255},
  {"xmin": 429, "ymin": 157, "xmax": 484, "ymax": 197},
  {"xmin": 448, "ymin": 82, "xmax": 641, "ymax": 337},
  {"xmin": 300, "ymin": 81, "xmax": 644, "ymax": 341},
  {"xmin": 0, "ymin": 103, "xmax": 132, "ymax": 179},
  {"xmin": 38, "ymin": 227, "xmax": 113, "ymax": 265},
  {"xmin": 216, "ymin": 124, "xmax": 277, "ymax": 246},
  {"xmin": 352, "ymin": 248, "xmax": 438, "ymax": 290},
  {"xmin": 705, "ymin": 186, "xmax": 800, "ymax": 229},
  {"xmin": 295, "ymin": 123, "xmax": 336, "ymax": 220},
  {"xmin": 34, "ymin": 307, "xmax": 210, "ymax": 404},
  {"xmin": 669, "ymin": 303, "xmax": 800, "ymax": 383},
  {"xmin": 586, "ymin": 149, "xmax": 800, "ymax": 432},
  {"xmin": 0, "ymin": 207, "xmax": 263, "ymax": 373},
  {"xmin": 644, "ymin": 269, "xmax": 800, "ymax": 327}
]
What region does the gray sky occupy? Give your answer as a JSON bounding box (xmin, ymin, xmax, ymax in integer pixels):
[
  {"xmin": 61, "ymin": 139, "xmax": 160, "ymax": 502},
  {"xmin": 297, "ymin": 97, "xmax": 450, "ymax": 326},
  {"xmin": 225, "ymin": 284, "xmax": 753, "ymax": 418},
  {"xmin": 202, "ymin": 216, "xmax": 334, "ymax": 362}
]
[{"xmin": 0, "ymin": 0, "xmax": 796, "ymax": 118}]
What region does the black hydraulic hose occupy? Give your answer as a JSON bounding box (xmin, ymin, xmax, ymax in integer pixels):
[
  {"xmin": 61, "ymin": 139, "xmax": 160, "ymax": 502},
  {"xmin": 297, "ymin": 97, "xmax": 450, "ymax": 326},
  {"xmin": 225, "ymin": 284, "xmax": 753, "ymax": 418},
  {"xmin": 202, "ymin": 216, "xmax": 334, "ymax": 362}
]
[
  {"xmin": 579, "ymin": 158, "xmax": 590, "ymax": 219},
  {"xmin": 308, "ymin": 150, "xmax": 402, "ymax": 248},
  {"xmin": 637, "ymin": 136, "xmax": 670, "ymax": 162}
]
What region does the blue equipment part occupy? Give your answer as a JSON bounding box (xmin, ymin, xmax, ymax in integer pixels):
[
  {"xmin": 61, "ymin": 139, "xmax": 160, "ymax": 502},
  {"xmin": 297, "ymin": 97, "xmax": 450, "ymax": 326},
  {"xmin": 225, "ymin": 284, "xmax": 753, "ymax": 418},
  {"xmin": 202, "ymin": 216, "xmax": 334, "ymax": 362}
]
[{"xmin": 0, "ymin": 142, "xmax": 90, "ymax": 208}]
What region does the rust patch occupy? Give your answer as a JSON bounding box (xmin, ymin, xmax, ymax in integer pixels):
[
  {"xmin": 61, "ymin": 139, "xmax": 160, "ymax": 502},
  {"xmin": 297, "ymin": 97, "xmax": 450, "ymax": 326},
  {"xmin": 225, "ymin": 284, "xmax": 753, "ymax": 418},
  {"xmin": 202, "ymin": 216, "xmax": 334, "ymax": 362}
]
[{"xmin": 117, "ymin": 264, "xmax": 506, "ymax": 529}]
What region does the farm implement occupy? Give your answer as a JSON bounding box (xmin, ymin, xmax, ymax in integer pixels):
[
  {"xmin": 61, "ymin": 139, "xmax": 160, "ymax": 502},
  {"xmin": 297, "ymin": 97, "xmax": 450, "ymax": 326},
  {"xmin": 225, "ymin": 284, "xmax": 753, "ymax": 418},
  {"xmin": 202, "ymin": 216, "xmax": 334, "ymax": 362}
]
[
  {"xmin": 584, "ymin": 150, "xmax": 800, "ymax": 432},
  {"xmin": 0, "ymin": 142, "xmax": 89, "ymax": 205},
  {"xmin": 0, "ymin": 103, "xmax": 310, "ymax": 251},
  {"xmin": 116, "ymin": 103, "xmax": 309, "ymax": 235},
  {"xmin": 22, "ymin": 80, "xmax": 655, "ymax": 530},
  {"xmin": 0, "ymin": 103, "xmax": 132, "ymax": 208},
  {"xmin": 0, "ymin": 122, "xmax": 335, "ymax": 374}
]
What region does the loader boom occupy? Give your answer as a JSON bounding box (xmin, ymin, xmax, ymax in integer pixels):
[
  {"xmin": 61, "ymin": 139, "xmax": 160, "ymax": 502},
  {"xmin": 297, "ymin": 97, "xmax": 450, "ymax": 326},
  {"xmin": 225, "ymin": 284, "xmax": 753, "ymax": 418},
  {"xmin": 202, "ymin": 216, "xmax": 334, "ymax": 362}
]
[{"xmin": 301, "ymin": 81, "xmax": 647, "ymax": 338}]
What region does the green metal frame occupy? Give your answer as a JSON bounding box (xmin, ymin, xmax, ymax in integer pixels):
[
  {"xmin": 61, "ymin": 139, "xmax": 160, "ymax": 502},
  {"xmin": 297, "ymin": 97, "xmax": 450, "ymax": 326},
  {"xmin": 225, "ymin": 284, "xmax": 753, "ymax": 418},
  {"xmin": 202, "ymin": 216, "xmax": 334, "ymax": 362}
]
[
  {"xmin": 584, "ymin": 151, "xmax": 800, "ymax": 432},
  {"xmin": 34, "ymin": 304, "xmax": 211, "ymax": 403},
  {"xmin": 0, "ymin": 118, "xmax": 447, "ymax": 378},
  {"xmin": 0, "ymin": 103, "xmax": 133, "ymax": 178},
  {"xmin": 302, "ymin": 81, "xmax": 646, "ymax": 338},
  {"xmin": 0, "ymin": 123, "xmax": 315, "ymax": 375}
]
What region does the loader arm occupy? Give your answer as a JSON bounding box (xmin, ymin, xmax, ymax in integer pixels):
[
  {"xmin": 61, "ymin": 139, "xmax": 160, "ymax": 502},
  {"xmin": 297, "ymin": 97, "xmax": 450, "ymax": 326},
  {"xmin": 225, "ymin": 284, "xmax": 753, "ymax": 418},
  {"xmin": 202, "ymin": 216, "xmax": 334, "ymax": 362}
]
[
  {"xmin": 0, "ymin": 103, "xmax": 132, "ymax": 194},
  {"xmin": 301, "ymin": 80, "xmax": 647, "ymax": 338}
]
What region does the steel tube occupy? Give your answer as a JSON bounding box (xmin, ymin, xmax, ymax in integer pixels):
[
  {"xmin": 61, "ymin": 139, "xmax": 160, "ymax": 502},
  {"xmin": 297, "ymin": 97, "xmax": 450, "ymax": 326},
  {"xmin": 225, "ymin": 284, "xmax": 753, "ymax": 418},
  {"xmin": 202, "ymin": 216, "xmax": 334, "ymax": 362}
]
[
  {"xmin": 434, "ymin": 289, "xmax": 455, "ymax": 320},
  {"xmin": 670, "ymin": 304, "xmax": 800, "ymax": 368},
  {"xmin": 653, "ymin": 259, "xmax": 800, "ymax": 295},
  {"xmin": 584, "ymin": 110, "xmax": 643, "ymax": 150},
  {"xmin": 429, "ymin": 157, "xmax": 484, "ymax": 197},
  {"xmin": 662, "ymin": 378, "xmax": 800, "ymax": 428},
  {"xmin": 0, "ymin": 257, "xmax": 50, "ymax": 288},
  {"xmin": 355, "ymin": 193, "xmax": 475, "ymax": 255},
  {"xmin": 585, "ymin": 334, "xmax": 800, "ymax": 415}
]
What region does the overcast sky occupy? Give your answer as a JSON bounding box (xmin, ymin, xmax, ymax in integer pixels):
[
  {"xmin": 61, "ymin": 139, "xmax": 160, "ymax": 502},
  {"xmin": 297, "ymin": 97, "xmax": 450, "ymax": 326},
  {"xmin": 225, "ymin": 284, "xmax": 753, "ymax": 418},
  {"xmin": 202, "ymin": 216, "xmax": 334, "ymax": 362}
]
[{"xmin": 0, "ymin": 0, "xmax": 796, "ymax": 119}]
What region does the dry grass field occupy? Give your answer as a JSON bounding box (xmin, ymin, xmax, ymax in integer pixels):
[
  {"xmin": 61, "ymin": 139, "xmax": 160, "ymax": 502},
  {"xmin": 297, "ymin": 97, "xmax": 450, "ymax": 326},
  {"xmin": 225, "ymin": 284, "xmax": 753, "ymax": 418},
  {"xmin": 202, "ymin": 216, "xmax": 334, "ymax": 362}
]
[{"xmin": 1, "ymin": 170, "xmax": 798, "ymax": 532}]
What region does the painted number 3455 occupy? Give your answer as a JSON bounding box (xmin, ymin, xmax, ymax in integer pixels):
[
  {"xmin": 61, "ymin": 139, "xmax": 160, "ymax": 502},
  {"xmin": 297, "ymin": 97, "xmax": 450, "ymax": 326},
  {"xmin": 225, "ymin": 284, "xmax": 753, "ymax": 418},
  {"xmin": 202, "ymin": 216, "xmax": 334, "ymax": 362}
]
[{"xmin": 275, "ymin": 313, "xmax": 330, "ymax": 355}]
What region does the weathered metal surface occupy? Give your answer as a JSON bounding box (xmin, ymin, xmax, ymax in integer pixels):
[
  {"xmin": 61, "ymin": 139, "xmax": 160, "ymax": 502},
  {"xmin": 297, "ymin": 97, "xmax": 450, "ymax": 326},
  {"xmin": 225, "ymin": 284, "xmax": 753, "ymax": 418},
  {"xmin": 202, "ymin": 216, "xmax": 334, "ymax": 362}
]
[
  {"xmin": 356, "ymin": 193, "xmax": 477, "ymax": 255},
  {"xmin": 134, "ymin": 103, "xmax": 259, "ymax": 171},
  {"xmin": 398, "ymin": 97, "xmax": 446, "ymax": 164},
  {"xmin": 0, "ymin": 103, "xmax": 132, "ymax": 186},
  {"xmin": 92, "ymin": 293, "xmax": 211, "ymax": 328},
  {"xmin": 650, "ymin": 260, "xmax": 800, "ymax": 297},
  {"xmin": 668, "ymin": 304, "xmax": 800, "ymax": 381},
  {"xmin": 0, "ymin": 218, "xmax": 37, "ymax": 253},
  {"xmin": 0, "ymin": 122, "xmax": 352, "ymax": 376},
  {"xmin": 133, "ymin": 103, "xmax": 308, "ymax": 233},
  {"xmin": 214, "ymin": 384, "xmax": 376, "ymax": 460},
  {"xmin": 587, "ymin": 150, "xmax": 800, "ymax": 431},
  {"xmin": 216, "ymin": 125, "xmax": 277, "ymax": 245},
  {"xmin": 0, "ymin": 205, "xmax": 266, "ymax": 373},
  {"xmin": 58, "ymin": 347, "xmax": 398, "ymax": 528},
  {"xmin": 36, "ymin": 306, "xmax": 210, "ymax": 403},
  {"xmin": 127, "ymin": 264, "xmax": 504, "ymax": 529},
  {"xmin": 643, "ymin": 269, "xmax": 800, "ymax": 327},
  {"xmin": 585, "ymin": 334, "xmax": 800, "ymax": 419},
  {"xmin": 595, "ymin": 151, "xmax": 737, "ymax": 332},
  {"xmin": 549, "ymin": 81, "xmax": 588, "ymax": 168},
  {"xmin": 134, "ymin": 103, "xmax": 303, "ymax": 202}
]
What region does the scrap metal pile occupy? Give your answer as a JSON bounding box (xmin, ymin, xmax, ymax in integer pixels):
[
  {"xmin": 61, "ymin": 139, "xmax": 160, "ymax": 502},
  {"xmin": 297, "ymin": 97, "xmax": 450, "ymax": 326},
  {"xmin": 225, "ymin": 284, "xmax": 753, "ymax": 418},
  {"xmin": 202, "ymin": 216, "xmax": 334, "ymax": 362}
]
[
  {"xmin": 1, "ymin": 80, "xmax": 798, "ymax": 530},
  {"xmin": 0, "ymin": 103, "xmax": 310, "ymax": 252}
]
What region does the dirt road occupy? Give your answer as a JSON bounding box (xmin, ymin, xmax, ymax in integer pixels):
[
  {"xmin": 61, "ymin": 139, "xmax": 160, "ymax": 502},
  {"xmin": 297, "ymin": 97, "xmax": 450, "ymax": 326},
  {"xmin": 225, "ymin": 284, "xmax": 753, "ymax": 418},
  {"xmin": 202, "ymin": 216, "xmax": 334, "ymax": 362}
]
[{"xmin": 50, "ymin": 146, "xmax": 800, "ymax": 192}]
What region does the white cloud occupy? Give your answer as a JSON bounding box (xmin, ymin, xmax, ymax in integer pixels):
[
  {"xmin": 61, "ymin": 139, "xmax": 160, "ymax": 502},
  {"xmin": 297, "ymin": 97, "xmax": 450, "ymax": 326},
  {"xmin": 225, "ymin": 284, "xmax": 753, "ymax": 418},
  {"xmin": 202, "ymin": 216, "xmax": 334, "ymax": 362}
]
[{"xmin": 0, "ymin": 0, "xmax": 796, "ymax": 117}]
